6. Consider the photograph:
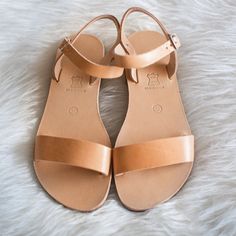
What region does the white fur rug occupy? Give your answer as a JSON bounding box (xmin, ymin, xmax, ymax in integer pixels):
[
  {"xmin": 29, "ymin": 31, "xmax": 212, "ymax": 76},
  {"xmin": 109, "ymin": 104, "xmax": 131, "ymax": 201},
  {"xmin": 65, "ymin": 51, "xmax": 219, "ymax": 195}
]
[{"xmin": 1, "ymin": 0, "xmax": 236, "ymax": 235}]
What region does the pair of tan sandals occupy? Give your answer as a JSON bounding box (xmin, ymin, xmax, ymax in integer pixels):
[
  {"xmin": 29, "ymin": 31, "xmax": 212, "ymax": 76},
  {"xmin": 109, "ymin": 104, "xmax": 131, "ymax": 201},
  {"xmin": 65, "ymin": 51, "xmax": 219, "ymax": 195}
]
[{"xmin": 34, "ymin": 7, "xmax": 194, "ymax": 212}]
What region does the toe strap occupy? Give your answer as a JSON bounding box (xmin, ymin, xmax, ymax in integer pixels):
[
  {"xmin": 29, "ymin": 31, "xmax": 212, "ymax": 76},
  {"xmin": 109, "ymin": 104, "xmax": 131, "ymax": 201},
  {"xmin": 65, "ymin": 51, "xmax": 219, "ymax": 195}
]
[
  {"xmin": 35, "ymin": 135, "xmax": 111, "ymax": 176},
  {"xmin": 113, "ymin": 135, "xmax": 194, "ymax": 176}
]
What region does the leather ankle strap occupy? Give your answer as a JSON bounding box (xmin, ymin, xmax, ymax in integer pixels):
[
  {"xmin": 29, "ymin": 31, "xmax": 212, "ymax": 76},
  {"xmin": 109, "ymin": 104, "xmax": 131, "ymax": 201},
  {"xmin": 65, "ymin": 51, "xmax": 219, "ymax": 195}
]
[
  {"xmin": 120, "ymin": 7, "xmax": 170, "ymax": 49},
  {"xmin": 114, "ymin": 7, "xmax": 180, "ymax": 82},
  {"xmin": 53, "ymin": 15, "xmax": 124, "ymax": 82}
]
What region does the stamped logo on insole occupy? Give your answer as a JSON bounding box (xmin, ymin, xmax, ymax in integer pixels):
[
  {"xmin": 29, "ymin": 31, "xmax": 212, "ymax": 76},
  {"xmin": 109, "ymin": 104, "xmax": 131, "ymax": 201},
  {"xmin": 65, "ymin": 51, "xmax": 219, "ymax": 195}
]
[
  {"xmin": 66, "ymin": 74, "xmax": 86, "ymax": 92},
  {"xmin": 152, "ymin": 104, "xmax": 162, "ymax": 113},
  {"xmin": 68, "ymin": 106, "xmax": 78, "ymax": 115},
  {"xmin": 145, "ymin": 73, "xmax": 164, "ymax": 89}
]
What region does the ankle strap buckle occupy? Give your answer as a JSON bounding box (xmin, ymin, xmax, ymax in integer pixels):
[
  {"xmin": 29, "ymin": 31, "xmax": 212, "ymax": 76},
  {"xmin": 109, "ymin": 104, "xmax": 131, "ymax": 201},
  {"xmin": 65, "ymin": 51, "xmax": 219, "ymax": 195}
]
[
  {"xmin": 168, "ymin": 33, "xmax": 181, "ymax": 49},
  {"xmin": 59, "ymin": 37, "xmax": 71, "ymax": 52}
]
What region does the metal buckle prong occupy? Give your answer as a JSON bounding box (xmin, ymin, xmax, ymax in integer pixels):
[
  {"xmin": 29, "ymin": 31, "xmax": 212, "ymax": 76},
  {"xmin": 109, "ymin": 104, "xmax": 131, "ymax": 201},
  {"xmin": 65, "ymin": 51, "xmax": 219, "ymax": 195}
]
[
  {"xmin": 168, "ymin": 33, "xmax": 180, "ymax": 49},
  {"xmin": 59, "ymin": 37, "xmax": 71, "ymax": 51}
]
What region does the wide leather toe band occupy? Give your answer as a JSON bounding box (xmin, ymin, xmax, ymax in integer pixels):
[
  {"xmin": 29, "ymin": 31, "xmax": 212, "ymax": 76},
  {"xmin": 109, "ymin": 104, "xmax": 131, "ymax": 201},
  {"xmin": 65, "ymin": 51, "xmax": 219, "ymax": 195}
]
[
  {"xmin": 113, "ymin": 135, "xmax": 194, "ymax": 176},
  {"xmin": 35, "ymin": 135, "xmax": 112, "ymax": 176}
]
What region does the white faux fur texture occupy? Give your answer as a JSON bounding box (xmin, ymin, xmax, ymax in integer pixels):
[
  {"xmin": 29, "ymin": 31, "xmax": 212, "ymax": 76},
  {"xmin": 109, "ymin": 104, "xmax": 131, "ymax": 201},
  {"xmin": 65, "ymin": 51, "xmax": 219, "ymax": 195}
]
[{"xmin": 0, "ymin": 0, "xmax": 236, "ymax": 235}]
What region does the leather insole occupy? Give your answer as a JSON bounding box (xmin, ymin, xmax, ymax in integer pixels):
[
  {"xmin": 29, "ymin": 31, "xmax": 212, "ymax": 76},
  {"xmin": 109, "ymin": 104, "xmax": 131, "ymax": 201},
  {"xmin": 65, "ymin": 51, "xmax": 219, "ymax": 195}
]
[
  {"xmin": 34, "ymin": 34, "xmax": 111, "ymax": 211},
  {"xmin": 114, "ymin": 31, "xmax": 193, "ymax": 211}
]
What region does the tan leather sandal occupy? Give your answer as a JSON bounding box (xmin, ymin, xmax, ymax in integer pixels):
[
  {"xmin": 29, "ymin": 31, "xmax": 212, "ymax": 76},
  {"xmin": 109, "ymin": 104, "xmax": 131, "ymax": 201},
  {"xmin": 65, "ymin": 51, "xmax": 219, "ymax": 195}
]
[
  {"xmin": 113, "ymin": 7, "xmax": 194, "ymax": 211},
  {"xmin": 34, "ymin": 15, "xmax": 123, "ymax": 211}
]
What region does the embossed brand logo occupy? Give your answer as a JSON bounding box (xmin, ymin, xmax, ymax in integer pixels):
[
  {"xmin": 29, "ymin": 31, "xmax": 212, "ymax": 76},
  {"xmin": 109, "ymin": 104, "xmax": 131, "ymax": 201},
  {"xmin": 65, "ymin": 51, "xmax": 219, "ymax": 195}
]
[
  {"xmin": 66, "ymin": 74, "xmax": 86, "ymax": 92},
  {"xmin": 71, "ymin": 75, "xmax": 83, "ymax": 88},
  {"xmin": 68, "ymin": 106, "xmax": 78, "ymax": 115},
  {"xmin": 152, "ymin": 104, "xmax": 162, "ymax": 113},
  {"xmin": 145, "ymin": 73, "xmax": 164, "ymax": 89},
  {"xmin": 148, "ymin": 73, "xmax": 160, "ymax": 86}
]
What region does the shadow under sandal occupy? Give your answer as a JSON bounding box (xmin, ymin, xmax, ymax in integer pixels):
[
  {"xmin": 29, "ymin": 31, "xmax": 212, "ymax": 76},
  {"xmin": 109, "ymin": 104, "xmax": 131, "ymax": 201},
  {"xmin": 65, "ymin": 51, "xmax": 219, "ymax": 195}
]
[
  {"xmin": 113, "ymin": 7, "xmax": 194, "ymax": 211},
  {"xmin": 34, "ymin": 15, "xmax": 123, "ymax": 211}
]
